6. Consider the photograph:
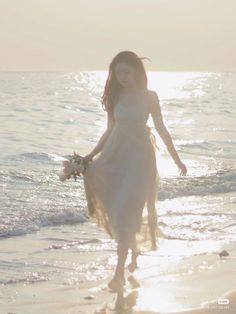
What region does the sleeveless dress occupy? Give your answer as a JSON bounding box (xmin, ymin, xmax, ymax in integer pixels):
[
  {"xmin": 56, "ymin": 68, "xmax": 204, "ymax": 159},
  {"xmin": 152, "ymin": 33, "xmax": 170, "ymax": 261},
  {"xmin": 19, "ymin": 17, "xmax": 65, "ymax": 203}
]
[{"xmin": 83, "ymin": 90, "xmax": 160, "ymax": 249}]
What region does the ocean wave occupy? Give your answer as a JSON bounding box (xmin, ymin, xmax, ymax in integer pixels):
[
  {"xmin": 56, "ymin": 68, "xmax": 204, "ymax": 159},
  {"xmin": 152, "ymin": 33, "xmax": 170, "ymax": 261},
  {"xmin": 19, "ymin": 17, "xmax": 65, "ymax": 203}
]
[
  {"xmin": 0, "ymin": 272, "xmax": 48, "ymax": 286},
  {"xmin": 5, "ymin": 152, "xmax": 66, "ymax": 163},
  {"xmin": 159, "ymin": 167, "xmax": 236, "ymax": 200},
  {"xmin": 0, "ymin": 209, "xmax": 88, "ymax": 238},
  {"xmin": 0, "ymin": 163, "xmax": 235, "ymax": 239},
  {"xmin": 176, "ymin": 140, "xmax": 236, "ymax": 158},
  {"xmin": 1, "ymin": 165, "xmax": 235, "ymax": 198}
]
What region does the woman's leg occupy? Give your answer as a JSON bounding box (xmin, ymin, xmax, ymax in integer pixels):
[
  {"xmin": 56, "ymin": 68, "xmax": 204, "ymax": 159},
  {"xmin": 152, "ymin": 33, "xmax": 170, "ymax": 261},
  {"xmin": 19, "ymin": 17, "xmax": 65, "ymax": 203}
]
[
  {"xmin": 108, "ymin": 232, "xmax": 129, "ymax": 291},
  {"xmin": 147, "ymin": 180, "xmax": 158, "ymax": 250},
  {"xmin": 114, "ymin": 240, "xmax": 129, "ymax": 279},
  {"xmin": 128, "ymin": 232, "xmax": 140, "ymax": 272}
]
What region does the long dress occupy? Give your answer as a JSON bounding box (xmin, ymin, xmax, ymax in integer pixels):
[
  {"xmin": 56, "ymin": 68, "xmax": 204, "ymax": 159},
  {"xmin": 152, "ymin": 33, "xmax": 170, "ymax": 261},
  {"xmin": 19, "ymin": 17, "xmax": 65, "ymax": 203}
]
[{"xmin": 83, "ymin": 90, "xmax": 160, "ymax": 249}]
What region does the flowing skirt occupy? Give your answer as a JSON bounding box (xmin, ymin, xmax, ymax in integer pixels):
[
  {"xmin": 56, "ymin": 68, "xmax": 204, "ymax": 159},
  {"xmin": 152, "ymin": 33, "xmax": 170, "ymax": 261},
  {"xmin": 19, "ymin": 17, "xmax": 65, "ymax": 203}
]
[{"xmin": 83, "ymin": 124, "xmax": 161, "ymax": 249}]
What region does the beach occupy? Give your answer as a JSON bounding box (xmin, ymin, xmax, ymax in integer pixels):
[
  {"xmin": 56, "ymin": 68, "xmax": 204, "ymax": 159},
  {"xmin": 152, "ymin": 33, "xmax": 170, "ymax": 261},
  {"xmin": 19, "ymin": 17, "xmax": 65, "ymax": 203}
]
[
  {"xmin": 0, "ymin": 71, "xmax": 236, "ymax": 313},
  {"xmin": 0, "ymin": 223, "xmax": 236, "ymax": 313}
]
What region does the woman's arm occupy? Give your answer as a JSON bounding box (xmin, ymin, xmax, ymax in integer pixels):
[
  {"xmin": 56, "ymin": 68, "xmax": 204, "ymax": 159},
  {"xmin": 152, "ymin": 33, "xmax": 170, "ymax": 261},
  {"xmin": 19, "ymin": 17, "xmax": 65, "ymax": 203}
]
[
  {"xmin": 84, "ymin": 112, "xmax": 115, "ymax": 161},
  {"xmin": 149, "ymin": 91, "xmax": 187, "ymax": 176}
]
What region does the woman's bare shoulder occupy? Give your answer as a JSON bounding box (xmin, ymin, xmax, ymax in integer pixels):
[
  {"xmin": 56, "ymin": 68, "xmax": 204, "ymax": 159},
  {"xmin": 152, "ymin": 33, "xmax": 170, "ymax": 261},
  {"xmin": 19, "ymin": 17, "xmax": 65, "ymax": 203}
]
[
  {"xmin": 146, "ymin": 89, "xmax": 160, "ymax": 113},
  {"xmin": 147, "ymin": 89, "xmax": 159, "ymax": 98}
]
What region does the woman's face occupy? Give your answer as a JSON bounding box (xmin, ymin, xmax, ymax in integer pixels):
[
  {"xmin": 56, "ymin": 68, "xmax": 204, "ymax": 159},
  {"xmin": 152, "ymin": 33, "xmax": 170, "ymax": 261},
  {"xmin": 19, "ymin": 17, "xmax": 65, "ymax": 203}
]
[{"xmin": 114, "ymin": 61, "xmax": 137, "ymax": 90}]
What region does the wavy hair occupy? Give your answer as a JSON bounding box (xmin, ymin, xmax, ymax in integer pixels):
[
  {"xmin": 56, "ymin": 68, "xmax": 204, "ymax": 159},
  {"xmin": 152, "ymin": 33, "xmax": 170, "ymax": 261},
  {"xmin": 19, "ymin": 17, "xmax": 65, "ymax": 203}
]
[{"xmin": 101, "ymin": 51, "xmax": 151, "ymax": 120}]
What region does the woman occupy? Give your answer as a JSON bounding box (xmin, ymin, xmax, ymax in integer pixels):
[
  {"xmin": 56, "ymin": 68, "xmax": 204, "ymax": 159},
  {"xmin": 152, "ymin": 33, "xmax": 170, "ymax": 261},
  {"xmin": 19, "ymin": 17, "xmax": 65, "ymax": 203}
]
[{"xmin": 82, "ymin": 51, "xmax": 187, "ymax": 292}]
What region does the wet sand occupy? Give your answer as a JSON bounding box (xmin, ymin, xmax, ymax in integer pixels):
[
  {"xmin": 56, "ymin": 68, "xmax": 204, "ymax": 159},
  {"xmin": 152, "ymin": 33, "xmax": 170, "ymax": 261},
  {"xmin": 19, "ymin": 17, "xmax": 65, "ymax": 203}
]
[{"xmin": 1, "ymin": 229, "xmax": 235, "ymax": 314}]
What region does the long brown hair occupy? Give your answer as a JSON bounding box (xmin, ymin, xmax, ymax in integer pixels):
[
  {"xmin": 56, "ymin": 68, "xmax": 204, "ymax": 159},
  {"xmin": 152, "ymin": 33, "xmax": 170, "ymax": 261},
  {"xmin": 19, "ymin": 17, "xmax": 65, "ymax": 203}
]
[{"xmin": 101, "ymin": 51, "xmax": 151, "ymax": 120}]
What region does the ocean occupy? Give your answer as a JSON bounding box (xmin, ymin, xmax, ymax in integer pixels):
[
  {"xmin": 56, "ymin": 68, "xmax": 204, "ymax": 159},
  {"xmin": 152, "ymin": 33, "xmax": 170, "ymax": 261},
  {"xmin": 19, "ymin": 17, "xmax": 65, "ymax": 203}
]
[{"xmin": 0, "ymin": 71, "xmax": 235, "ymax": 291}]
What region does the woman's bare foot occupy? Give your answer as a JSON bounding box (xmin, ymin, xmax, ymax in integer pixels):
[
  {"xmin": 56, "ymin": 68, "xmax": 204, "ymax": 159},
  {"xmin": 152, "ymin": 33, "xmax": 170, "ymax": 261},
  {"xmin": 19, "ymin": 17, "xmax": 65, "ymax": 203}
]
[
  {"xmin": 127, "ymin": 275, "xmax": 140, "ymax": 289},
  {"xmin": 108, "ymin": 275, "xmax": 126, "ymax": 292},
  {"xmin": 128, "ymin": 250, "xmax": 140, "ymax": 272}
]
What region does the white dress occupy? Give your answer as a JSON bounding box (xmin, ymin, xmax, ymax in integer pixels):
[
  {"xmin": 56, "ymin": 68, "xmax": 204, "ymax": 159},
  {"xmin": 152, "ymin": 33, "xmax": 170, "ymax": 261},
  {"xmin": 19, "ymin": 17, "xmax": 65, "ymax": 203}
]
[{"xmin": 83, "ymin": 90, "xmax": 160, "ymax": 249}]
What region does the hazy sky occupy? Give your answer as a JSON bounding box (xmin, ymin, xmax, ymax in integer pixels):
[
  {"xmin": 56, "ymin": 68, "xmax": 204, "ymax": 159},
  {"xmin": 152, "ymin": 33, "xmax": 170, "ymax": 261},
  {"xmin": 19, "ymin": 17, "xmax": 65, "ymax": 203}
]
[{"xmin": 1, "ymin": 0, "xmax": 235, "ymax": 71}]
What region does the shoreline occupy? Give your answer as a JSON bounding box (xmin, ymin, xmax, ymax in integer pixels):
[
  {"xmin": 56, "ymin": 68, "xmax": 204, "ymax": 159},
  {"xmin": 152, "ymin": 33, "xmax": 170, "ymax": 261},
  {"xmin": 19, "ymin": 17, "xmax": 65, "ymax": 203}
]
[{"xmin": 0, "ymin": 225, "xmax": 235, "ymax": 313}]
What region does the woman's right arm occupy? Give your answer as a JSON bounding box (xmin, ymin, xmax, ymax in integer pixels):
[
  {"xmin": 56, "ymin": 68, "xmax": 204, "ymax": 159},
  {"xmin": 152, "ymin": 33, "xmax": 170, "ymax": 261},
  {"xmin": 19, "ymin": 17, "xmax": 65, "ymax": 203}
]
[{"xmin": 84, "ymin": 113, "xmax": 115, "ymax": 161}]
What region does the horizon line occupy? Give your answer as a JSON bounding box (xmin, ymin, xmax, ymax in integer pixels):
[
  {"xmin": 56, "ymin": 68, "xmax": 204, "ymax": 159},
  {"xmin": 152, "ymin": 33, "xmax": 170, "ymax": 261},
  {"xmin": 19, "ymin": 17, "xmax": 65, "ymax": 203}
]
[{"xmin": 1, "ymin": 69, "xmax": 236, "ymax": 74}]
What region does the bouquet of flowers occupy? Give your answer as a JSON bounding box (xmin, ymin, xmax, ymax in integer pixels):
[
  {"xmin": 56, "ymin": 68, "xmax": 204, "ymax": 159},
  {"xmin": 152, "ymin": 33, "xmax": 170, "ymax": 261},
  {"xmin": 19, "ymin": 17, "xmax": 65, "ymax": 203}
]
[{"xmin": 58, "ymin": 152, "xmax": 89, "ymax": 181}]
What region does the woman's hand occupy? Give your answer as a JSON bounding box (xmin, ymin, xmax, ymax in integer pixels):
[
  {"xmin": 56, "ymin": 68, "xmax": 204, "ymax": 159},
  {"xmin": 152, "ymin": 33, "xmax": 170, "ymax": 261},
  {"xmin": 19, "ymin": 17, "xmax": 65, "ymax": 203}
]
[
  {"xmin": 73, "ymin": 151, "xmax": 93, "ymax": 164},
  {"xmin": 177, "ymin": 161, "xmax": 187, "ymax": 176},
  {"xmin": 83, "ymin": 153, "xmax": 94, "ymax": 163}
]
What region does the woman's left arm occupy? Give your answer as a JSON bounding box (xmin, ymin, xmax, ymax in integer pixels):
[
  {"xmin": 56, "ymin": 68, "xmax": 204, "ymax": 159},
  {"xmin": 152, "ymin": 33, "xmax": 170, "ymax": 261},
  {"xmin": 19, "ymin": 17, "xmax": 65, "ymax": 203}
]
[{"xmin": 149, "ymin": 90, "xmax": 187, "ymax": 176}]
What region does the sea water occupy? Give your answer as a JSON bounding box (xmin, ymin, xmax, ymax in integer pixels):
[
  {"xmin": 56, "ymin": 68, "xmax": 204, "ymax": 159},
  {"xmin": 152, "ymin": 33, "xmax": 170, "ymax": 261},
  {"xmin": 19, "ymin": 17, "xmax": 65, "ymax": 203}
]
[{"xmin": 0, "ymin": 71, "xmax": 235, "ymax": 287}]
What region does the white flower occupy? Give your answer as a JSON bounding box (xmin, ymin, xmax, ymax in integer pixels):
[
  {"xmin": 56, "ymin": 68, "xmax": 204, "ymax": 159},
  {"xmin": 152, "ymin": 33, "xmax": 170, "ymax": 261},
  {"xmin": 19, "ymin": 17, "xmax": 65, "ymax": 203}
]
[
  {"xmin": 59, "ymin": 171, "xmax": 69, "ymax": 182},
  {"xmin": 58, "ymin": 153, "xmax": 88, "ymax": 182}
]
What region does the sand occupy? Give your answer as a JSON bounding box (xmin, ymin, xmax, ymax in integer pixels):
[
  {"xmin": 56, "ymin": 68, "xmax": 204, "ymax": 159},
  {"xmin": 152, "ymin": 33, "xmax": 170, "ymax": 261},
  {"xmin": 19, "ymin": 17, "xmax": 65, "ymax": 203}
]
[{"xmin": 1, "ymin": 228, "xmax": 235, "ymax": 314}]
